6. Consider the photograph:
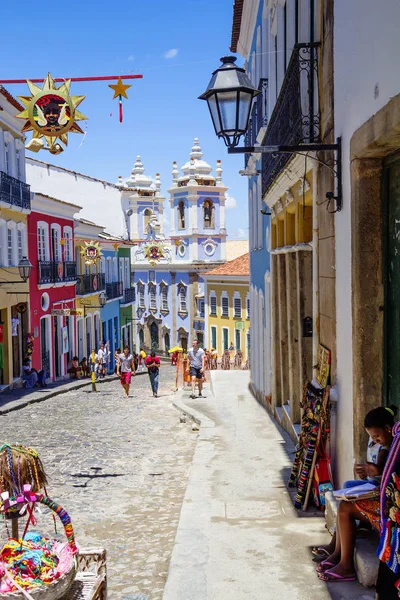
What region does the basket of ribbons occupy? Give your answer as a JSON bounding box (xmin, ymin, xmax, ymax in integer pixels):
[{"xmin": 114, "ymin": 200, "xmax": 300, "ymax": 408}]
[{"xmin": 0, "ymin": 489, "xmax": 78, "ymax": 600}]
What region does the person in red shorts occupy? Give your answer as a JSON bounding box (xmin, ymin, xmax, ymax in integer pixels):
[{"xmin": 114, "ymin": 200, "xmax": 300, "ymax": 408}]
[{"xmin": 116, "ymin": 346, "xmax": 136, "ymax": 397}]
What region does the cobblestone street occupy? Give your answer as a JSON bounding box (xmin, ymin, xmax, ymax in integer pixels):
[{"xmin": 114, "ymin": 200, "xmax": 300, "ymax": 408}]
[{"xmin": 0, "ymin": 367, "xmax": 197, "ymax": 600}]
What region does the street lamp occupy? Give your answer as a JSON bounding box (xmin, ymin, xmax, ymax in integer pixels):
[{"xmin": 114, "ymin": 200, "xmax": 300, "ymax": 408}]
[
  {"xmin": 0, "ymin": 256, "xmax": 33, "ymax": 285},
  {"xmin": 199, "ymin": 56, "xmax": 260, "ymax": 148},
  {"xmin": 18, "ymin": 257, "xmax": 32, "ymax": 282},
  {"xmin": 200, "ymin": 55, "xmax": 343, "ymax": 212},
  {"xmin": 98, "ymin": 292, "xmax": 106, "ymax": 308}
]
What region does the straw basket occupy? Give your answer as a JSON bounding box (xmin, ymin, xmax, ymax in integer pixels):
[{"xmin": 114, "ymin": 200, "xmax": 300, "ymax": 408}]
[{"xmin": 0, "ymin": 495, "xmax": 78, "ymax": 600}]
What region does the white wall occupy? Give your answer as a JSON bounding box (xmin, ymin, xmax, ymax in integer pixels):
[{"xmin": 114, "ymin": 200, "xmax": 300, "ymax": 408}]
[
  {"xmin": 26, "ymin": 159, "xmax": 125, "ymax": 237},
  {"xmin": 334, "ymin": 0, "xmax": 400, "ymax": 484}
]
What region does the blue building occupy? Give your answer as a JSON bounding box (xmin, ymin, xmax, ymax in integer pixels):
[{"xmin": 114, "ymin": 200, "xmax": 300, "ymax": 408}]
[
  {"xmin": 99, "ymin": 238, "xmax": 123, "ymax": 372},
  {"xmin": 117, "ymin": 139, "xmax": 231, "ymax": 353}
]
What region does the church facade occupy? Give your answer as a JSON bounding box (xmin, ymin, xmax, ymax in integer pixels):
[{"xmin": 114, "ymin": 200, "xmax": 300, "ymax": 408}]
[{"xmin": 118, "ymin": 139, "xmax": 229, "ymax": 353}]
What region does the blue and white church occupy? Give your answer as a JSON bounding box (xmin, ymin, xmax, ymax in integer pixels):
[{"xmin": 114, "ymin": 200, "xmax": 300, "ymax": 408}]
[{"xmin": 117, "ymin": 138, "xmax": 229, "ymax": 352}]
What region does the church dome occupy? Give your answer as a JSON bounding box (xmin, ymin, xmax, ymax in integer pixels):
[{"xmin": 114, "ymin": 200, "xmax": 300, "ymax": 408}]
[{"xmin": 118, "ymin": 156, "xmax": 156, "ymax": 193}]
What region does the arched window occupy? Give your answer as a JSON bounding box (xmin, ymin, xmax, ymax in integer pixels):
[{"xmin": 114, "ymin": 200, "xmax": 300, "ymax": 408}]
[
  {"xmin": 203, "ymin": 199, "xmax": 214, "ymax": 228},
  {"xmin": 178, "ymin": 201, "xmax": 185, "ymax": 229},
  {"xmin": 143, "ymin": 209, "xmax": 153, "ymax": 234}
]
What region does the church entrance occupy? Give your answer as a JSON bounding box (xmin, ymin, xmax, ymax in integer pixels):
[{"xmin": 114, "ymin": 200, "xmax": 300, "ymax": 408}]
[{"xmin": 149, "ymin": 321, "xmax": 159, "ymax": 351}]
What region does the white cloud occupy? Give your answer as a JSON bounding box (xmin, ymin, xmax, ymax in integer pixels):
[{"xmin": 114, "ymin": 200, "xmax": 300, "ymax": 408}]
[
  {"xmin": 225, "ymin": 194, "xmax": 237, "ymax": 209},
  {"xmin": 163, "ymin": 48, "xmax": 178, "ymax": 59},
  {"xmin": 127, "ymin": 55, "xmax": 135, "ymax": 61}
]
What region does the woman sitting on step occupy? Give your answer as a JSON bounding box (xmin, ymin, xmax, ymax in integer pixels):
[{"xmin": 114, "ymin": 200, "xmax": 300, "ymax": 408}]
[{"xmin": 315, "ymin": 406, "xmax": 397, "ymax": 583}]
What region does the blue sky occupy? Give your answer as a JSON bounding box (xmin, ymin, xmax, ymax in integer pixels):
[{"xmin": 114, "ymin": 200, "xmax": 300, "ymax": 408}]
[{"xmin": 1, "ymin": 0, "xmax": 248, "ymax": 240}]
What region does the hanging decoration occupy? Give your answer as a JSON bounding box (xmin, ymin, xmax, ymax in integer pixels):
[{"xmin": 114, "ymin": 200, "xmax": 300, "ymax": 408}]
[
  {"xmin": 142, "ymin": 240, "xmax": 170, "ymax": 266},
  {"xmin": 80, "ymin": 240, "xmax": 102, "ymax": 265},
  {"xmin": 108, "ymin": 77, "xmax": 131, "ymax": 123},
  {"xmin": 16, "ymin": 73, "xmax": 87, "ymax": 155}
]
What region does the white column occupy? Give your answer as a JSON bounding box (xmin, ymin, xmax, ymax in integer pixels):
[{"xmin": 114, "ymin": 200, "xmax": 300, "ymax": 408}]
[{"xmin": 0, "ymin": 129, "xmax": 5, "ymax": 172}]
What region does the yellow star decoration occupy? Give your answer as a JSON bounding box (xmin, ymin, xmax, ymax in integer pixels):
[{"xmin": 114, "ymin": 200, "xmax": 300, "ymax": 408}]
[
  {"xmin": 16, "ymin": 73, "xmax": 87, "ymax": 152},
  {"xmin": 108, "ymin": 77, "xmax": 131, "ymax": 99}
]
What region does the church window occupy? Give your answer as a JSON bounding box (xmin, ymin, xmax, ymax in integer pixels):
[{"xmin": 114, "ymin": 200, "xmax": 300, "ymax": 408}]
[
  {"xmin": 179, "ymin": 286, "xmax": 187, "ymax": 312},
  {"xmin": 149, "ymin": 284, "xmax": 157, "ymax": 310},
  {"xmin": 178, "ymin": 201, "xmax": 185, "ymax": 229},
  {"xmin": 203, "ymin": 199, "xmax": 214, "ymax": 228},
  {"xmin": 138, "ymin": 283, "xmax": 145, "ymax": 308},
  {"xmin": 161, "ymin": 285, "xmax": 169, "ymax": 311},
  {"xmin": 143, "ymin": 208, "xmax": 153, "ymax": 234}
]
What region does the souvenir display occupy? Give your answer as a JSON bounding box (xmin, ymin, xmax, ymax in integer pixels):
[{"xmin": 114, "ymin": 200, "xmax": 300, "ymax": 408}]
[
  {"xmin": 288, "ymin": 383, "xmax": 332, "ymax": 510},
  {"xmin": 0, "ymin": 444, "xmax": 77, "ymax": 599}
]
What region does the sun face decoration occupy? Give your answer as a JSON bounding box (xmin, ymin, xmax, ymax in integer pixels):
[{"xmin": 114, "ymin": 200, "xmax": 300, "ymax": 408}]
[
  {"xmin": 143, "ymin": 241, "xmax": 168, "ymax": 266},
  {"xmin": 16, "ymin": 73, "xmax": 87, "ymax": 153},
  {"xmin": 80, "ymin": 241, "xmax": 102, "ymax": 265}
]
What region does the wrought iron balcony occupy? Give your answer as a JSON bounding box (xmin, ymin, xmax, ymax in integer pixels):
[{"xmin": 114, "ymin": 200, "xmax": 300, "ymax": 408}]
[
  {"xmin": 76, "ymin": 273, "xmax": 105, "ymax": 296},
  {"xmin": 0, "ymin": 171, "xmax": 31, "ymax": 209},
  {"xmin": 261, "ymin": 43, "xmax": 320, "ymax": 195},
  {"xmin": 38, "ymin": 260, "xmax": 77, "ymax": 284},
  {"xmin": 244, "ymin": 78, "xmax": 268, "ymax": 168},
  {"xmin": 122, "ymin": 287, "xmax": 136, "ymax": 304},
  {"xmin": 106, "ymin": 281, "xmax": 123, "ymax": 300}
]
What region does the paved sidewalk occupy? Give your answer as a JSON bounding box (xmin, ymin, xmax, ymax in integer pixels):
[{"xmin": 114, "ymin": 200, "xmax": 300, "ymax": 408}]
[
  {"xmin": 0, "ymin": 372, "xmax": 147, "ymax": 415},
  {"xmin": 164, "ymin": 371, "xmax": 374, "ymax": 600}
]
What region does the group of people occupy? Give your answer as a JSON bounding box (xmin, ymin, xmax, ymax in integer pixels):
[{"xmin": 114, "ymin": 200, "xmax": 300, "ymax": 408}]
[
  {"xmin": 312, "ymin": 405, "xmax": 400, "ymax": 598},
  {"xmin": 114, "ymin": 346, "xmax": 161, "ymax": 399}
]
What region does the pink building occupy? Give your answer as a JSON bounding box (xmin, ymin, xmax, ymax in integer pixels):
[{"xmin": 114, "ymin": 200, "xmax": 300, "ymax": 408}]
[{"xmin": 28, "ymin": 193, "xmax": 81, "ymax": 381}]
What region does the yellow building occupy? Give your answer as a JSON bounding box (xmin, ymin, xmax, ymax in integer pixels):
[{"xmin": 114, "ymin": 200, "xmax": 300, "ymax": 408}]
[
  {"xmin": 0, "ymin": 87, "xmax": 31, "ymax": 388},
  {"xmin": 203, "ymin": 253, "xmax": 250, "ymax": 363}
]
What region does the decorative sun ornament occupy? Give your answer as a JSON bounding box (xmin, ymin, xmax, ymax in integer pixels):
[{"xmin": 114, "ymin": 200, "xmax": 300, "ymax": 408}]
[
  {"xmin": 16, "ymin": 73, "xmax": 87, "ymax": 154},
  {"xmin": 143, "ymin": 241, "xmax": 169, "ymax": 266},
  {"xmin": 80, "ymin": 240, "xmax": 102, "ymax": 265}
]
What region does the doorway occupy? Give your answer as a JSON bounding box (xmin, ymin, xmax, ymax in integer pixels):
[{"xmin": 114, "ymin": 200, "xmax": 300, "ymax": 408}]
[
  {"xmin": 197, "ymin": 332, "xmax": 204, "ymax": 348},
  {"xmin": 40, "ymin": 317, "xmax": 51, "ymax": 378},
  {"xmin": 150, "ymin": 321, "xmax": 159, "ymax": 351},
  {"xmin": 384, "ymin": 155, "xmax": 400, "ymax": 408},
  {"xmin": 77, "ymin": 319, "xmax": 84, "ymax": 360},
  {"xmin": 164, "ymin": 331, "xmax": 170, "ymax": 353}
]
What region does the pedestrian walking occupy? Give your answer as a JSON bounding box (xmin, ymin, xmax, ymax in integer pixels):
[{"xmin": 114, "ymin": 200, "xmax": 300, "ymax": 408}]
[
  {"xmin": 116, "ymin": 346, "xmax": 136, "ymax": 397},
  {"xmin": 145, "ymin": 351, "xmax": 161, "ymax": 397},
  {"xmin": 187, "ymin": 339, "xmax": 205, "ymax": 399},
  {"xmin": 97, "ymin": 343, "xmax": 105, "ymax": 379}
]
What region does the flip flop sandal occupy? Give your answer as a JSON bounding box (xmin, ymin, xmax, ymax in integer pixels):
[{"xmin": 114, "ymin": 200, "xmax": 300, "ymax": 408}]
[
  {"xmin": 318, "ymin": 570, "xmax": 356, "ymax": 582},
  {"xmin": 311, "ymin": 547, "xmax": 330, "ymax": 558},
  {"xmin": 315, "ymin": 561, "xmax": 336, "ymax": 573}
]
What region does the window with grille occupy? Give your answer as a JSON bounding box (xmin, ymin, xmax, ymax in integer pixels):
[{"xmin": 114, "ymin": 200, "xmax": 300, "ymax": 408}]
[
  {"xmin": 149, "ymin": 285, "xmax": 157, "ymax": 310},
  {"xmin": 234, "ymin": 297, "xmax": 242, "ymax": 319},
  {"xmin": 161, "ymin": 286, "xmax": 168, "ymax": 311},
  {"xmin": 179, "ymin": 287, "xmax": 187, "ymax": 312},
  {"xmin": 221, "ymin": 296, "xmax": 229, "ymax": 317},
  {"xmin": 246, "ymin": 297, "xmax": 250, "ymax": 319},
  {"xmin": 210, "ymin": 295, "xmax": 217, "ymax": 316},
  {"xmin": 51, "ymin": 226, "xmax": 61, "ymax": 262},
  {"xmin": 7, "ymin": 226, "xmax": 13, "ymax": 266},
  {"xmin": 17, "ymin": 229, "xmax": 23, "ymax": 262},
  {"xmin": 138, "ymin": 284, "xmax": 145, "ymax": 308}
]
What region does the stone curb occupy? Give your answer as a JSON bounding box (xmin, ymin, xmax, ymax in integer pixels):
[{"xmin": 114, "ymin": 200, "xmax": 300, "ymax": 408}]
[{"xmin": 0, "ymin": 372, "xmax": 147, "ymax": 416}]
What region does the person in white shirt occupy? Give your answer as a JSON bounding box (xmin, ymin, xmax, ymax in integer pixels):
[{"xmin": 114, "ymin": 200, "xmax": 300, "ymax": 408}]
[
  {"xmin": 116, "ymin": 346, "xmax": 136, "ymax": 397},
  {"xmin": 187, "ymin": 339, "xmax": 206, "ymax": 399}
]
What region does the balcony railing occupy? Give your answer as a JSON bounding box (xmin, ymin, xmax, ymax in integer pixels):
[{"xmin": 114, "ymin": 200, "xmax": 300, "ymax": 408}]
[
  {"xmin": 0, "ymin": 171, "xmax": 31, "ymax": 209},
  {"xmin": 122, "ymin": 287, "xmax": 136, "ymax": 304},
  {"xmin": 106, "ymin": 281, "xmax": 123, "ymax": 300},
  {"xmin": 244, "ymin": 78, "xmax": 268, "ymax": 167},
  {"xmin": 38, "ymin": 261, "xmax": 77, "ymax": 284},
  {"xmin": 76, "ymin": 273, "xmax": 105, "ymax": 296},
  {"xmin": 261, "ymin": 43, "xmax": 320, "ymax": 195}
]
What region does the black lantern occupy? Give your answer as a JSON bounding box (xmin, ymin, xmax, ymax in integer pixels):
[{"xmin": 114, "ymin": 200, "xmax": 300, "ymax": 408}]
[
  {"xmin": 199, "ymin": 56, "xmax": 260, "ymax": 148},
  {"xmin": 98, "ymin": 292, "xmax": 106, "ymax": 308},
  {"xmin": 17, "ymin": 257, "xmax": 32, "ymax": 282}
]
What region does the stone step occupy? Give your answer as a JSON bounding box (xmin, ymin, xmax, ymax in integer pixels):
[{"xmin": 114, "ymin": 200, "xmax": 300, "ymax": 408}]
[{"xmin": 324, "ymin": 492, "xmax": 379, "ymax": 588}]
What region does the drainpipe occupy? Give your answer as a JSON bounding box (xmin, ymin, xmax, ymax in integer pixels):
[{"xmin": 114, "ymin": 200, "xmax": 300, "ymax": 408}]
[{"xmin": 312, "ymin": 165, "xmax": 319, "ymax": 370}]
